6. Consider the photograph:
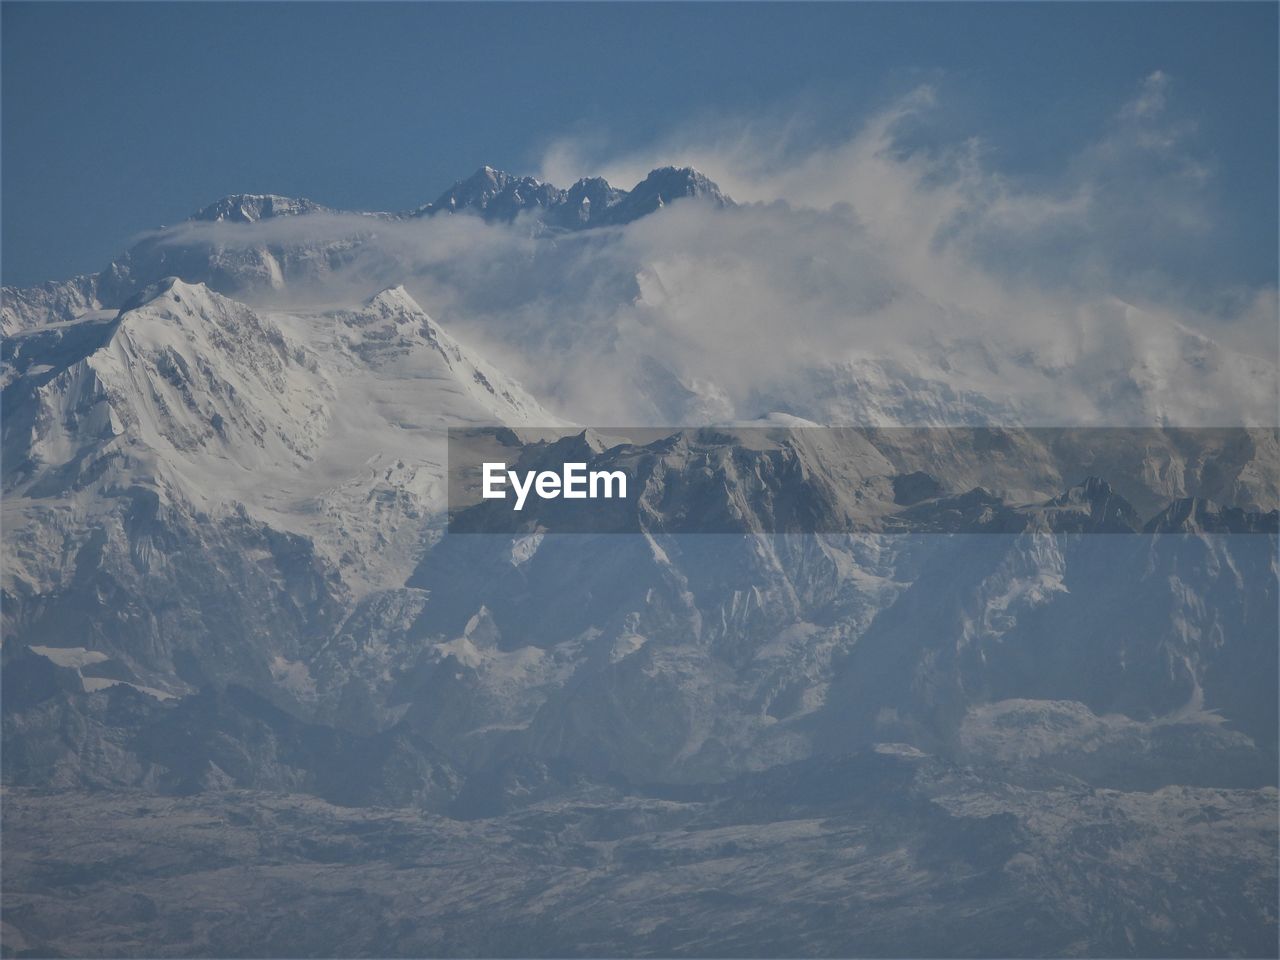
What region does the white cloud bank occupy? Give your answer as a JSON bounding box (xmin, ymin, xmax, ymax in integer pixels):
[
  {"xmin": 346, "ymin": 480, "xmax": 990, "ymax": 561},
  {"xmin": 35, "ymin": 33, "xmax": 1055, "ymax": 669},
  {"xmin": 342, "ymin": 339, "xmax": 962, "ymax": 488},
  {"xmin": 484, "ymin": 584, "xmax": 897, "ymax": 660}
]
[{"xmin": 140, "ymin": 74, "xmax": 1277, "ymax": 427}]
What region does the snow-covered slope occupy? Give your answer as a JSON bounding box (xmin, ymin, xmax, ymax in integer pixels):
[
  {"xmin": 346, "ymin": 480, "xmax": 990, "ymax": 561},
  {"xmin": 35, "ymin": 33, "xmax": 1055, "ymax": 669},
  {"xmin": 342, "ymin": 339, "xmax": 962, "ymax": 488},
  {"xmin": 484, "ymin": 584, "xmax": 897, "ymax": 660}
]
[
  {"xmin": 2, "ymin": 277, "xmax": 559, "ymax": 704},
  {"xmin": 1, "ymin": 274, "xmax": 102, "ymax": 335},
  {"xmin": 2, "ymin": 167, "xmax": 1276, "ymax": 906},
  {"xmin": 3, "ymin": 132, "xmax": 1277, "ymax": 958}
]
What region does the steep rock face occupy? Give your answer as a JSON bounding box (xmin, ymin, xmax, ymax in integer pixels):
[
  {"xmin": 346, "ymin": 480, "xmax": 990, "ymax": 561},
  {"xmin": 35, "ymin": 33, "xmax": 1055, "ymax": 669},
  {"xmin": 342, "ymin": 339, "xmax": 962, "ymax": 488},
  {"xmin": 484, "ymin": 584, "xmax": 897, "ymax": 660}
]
[
  {"xmin": 1145, "ymin": 496, "xmax": 1280, "ymax": 533},
  {"xmin": 820, "ymin": 530, "xmax": 1277, "ymax": 754},
  {"xmin": 547, "ymin": 176, "xmax": 628, "ymax": 228},
  {"xmin": 600, "ymin": 166, "xmax": 732, "ymax": 224},
  {"xmin": 2, "ymin": 278, "xmax": 334, "ymax": 529},
  {"xmin": 191, "ymin": 193, "xmax": 330, "ymax": 223},
  {"xmin": 402, "ymin": 426, "xmax": 1276, "ymax": 783},
  {"xmin": 3, "ymin": 279, "xmax": 339, "ymax": 698},
  {"xmin": 407, "ymin": 532, "xmax": 1275, "ymax": 785},
  {"xmin": 403, "ymin": 529, "xmax": 903, "ymax": 781},
  {"xmin": 1, "ymin": 274, "xmax": 103, "ymax": 335},
  {"xmin": 330, "ymin": 285, "xmax": 549, "ymax": 424},
  {"xmin": 1, "ymin": 280, "xmax": 554, "ymax": 713},
  {"xmin": 416, "ymin": 166, "xmax": 566, "ymax": 222}
]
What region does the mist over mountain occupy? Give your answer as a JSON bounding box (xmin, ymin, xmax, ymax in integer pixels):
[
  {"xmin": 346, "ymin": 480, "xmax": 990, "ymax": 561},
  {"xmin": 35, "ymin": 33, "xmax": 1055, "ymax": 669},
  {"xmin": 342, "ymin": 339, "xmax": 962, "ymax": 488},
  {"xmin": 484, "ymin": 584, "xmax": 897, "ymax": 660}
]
[
  {"xmin": 6, "ymin": 153, "xmax": 1275, "ymax": 432},
  {"xmin": 2, "ymin": 147, "xmax": 1277, "ymax": 957}
]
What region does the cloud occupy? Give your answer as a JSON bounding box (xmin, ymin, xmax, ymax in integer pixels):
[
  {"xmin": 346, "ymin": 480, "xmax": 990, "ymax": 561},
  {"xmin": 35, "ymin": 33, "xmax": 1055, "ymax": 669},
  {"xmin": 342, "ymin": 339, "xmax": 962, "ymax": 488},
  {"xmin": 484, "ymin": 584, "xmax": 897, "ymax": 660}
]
[
  {"xmin": 538, "ymin": 74, "xmax": 1231, "ymax": 308},
  {"xmin": 1120, "ymin": 70, "xmax": 1171, "ymax": 121},
  {"xmin": 131, "ymin": 75, "xmax": 1276, "ymax": 427}
]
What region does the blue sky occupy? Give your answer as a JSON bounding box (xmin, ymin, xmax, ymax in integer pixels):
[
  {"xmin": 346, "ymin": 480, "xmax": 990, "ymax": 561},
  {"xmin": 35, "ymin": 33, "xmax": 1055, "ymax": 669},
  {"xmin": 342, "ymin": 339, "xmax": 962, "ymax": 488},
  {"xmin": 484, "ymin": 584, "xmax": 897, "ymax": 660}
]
[{"xmin": 2, "ymin": 1, "xmax": 1276, "ymax": 291}]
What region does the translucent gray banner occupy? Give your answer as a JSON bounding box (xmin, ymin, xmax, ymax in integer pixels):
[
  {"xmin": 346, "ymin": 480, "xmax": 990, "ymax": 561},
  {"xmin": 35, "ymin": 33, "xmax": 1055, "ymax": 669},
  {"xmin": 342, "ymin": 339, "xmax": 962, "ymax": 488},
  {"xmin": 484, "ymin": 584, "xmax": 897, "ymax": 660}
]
[{"xmin": 447, "ymin": 427, "xmax": 1279, "ymax": 535}]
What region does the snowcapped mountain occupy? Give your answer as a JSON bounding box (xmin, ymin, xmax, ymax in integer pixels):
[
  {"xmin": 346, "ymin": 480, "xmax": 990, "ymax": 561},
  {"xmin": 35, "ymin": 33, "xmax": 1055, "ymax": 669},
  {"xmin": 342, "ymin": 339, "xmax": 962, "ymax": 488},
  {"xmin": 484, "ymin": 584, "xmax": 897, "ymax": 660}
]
[
  {"xmin": 0, "ymin": 273, "xmax": 103, "ymax": 333},
  {"xmin": 2, "ymin": 161, "xmax": 1277, "ymax": 957},
  {"xmin": 2, "ymin": 273, "xmax": 559, "ymax": 710},
  {"xmin": 191, "ymin": 194, "xmax": 332, "ymax": 223},
  {"xmin": 3, "ymin": 160, "xmax": 1274, "ymax": 729},
  {"xmin": 414, "ymin": 164, "xmax": 731, "ymax": 228},
  {"xmin": 600, "ymin": 165, "xmax": 733, "ymax": 223},
  {"xmin": 416, "ymin": 166, "xmax": 569, "ymax": 221},
  {"xmin": 0, "ymin": 164, "xmax": 734, "ymax": 339},
  {"xmin": 5, "ymin": 160, "xmax": 1271, "ymax": 430}
]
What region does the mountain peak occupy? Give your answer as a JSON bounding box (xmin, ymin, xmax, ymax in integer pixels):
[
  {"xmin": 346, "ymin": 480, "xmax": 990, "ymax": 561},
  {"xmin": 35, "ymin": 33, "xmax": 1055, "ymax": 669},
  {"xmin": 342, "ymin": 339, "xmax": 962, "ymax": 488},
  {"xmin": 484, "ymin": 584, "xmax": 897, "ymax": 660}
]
[
  {"xmin": 643, "ymin": 165, "xmax": 721, "ymax": 189},
  {"xmin": 190, "ymin": 194, "xmax": 327, "ymax": 223},
  {"xmin": 120, "ymin": 276, "xmax": 218, "ymax": 312},
  {"xmin": 419, "ymin": 167, "xmax": 562, "ymax": 221},
  {"xmin": 362, "ymin": 284, "xmax": 425, "ymax": 316},
  {"xmin": 1056, "ymin": 476, "xmax": 1117, "ymax": 503},
  {"xmin": 551, "ymin": 176, "xmax": 627, "ymax": 227},
  {"xmin": 636, "ymin": 165, "xmax": 729, "ymax": 201},
  {"xmin": 457, "ymin": 165, "xmax": 512, "ymax": 193},
  {"xmin": 1041, "ymin": 476, "xmax": 1141, "ymax": 532},
  {"xmin": 600, "ymin": 166, "xmax": 732, "ymax": 224},
  {"xmin": 414, "ymin": 164, "xmax": 732, "ymax": 228}
]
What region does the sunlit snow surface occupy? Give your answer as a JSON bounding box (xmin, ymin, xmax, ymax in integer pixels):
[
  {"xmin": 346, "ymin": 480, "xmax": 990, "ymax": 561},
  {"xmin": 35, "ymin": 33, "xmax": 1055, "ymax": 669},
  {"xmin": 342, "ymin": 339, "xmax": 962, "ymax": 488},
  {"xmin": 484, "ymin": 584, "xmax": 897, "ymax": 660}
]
[{"xmin": 1, "ymin": 174, "xmax": 1276, "ymax": 957}]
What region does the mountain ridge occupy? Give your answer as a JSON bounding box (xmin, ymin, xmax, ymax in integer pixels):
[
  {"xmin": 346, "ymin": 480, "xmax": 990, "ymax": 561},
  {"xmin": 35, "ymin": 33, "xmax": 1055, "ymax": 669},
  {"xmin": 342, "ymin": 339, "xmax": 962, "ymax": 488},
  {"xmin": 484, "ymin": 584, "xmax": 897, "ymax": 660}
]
[
  {"xmin": 412, "ymin": 164, "xmax": 733, "ymax": 227},
  {"xmin": 166, "ymin": 164, "xmax": 733, "ymax": 237},
  {"xmin": 1, "ymin": 163, "xmax": 734, "ymax": 337},
  {"xmin": 3, "ymin": 166, "xmax": 1277, "ymax": 955}
]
